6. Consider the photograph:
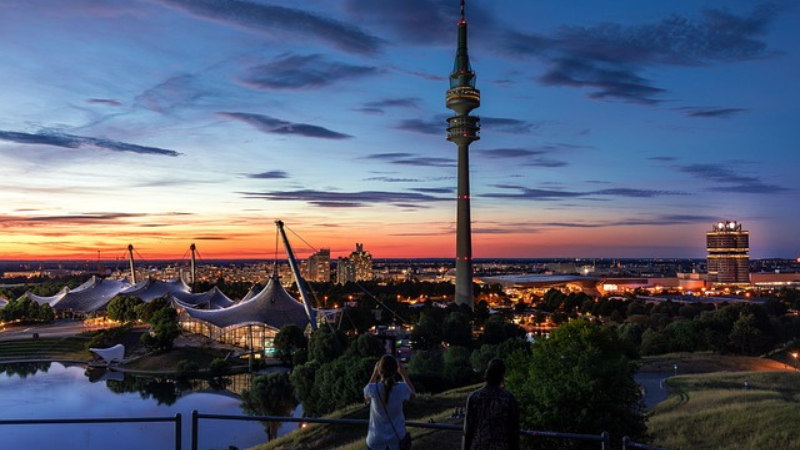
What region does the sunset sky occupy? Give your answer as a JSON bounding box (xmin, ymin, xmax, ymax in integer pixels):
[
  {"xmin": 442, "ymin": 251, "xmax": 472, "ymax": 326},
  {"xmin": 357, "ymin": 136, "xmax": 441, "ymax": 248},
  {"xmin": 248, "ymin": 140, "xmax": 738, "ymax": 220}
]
[{"xmin": 0, "ymin": 0, "xmax": 797, "ymax": 261}]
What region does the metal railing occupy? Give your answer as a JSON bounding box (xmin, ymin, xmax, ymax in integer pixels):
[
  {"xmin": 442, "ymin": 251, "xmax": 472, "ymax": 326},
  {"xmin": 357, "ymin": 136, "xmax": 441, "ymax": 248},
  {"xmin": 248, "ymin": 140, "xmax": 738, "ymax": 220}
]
[
  {"xmin": 0, "ymin": 414, "xmax": 182, "ymax": 450},
  {"xmin": 622, "ymin": 436, "xmax": 672, "ymax": 450},
  {"xmin": 190, "ymin": 411, "xmax": 610, "ymax": 450}
]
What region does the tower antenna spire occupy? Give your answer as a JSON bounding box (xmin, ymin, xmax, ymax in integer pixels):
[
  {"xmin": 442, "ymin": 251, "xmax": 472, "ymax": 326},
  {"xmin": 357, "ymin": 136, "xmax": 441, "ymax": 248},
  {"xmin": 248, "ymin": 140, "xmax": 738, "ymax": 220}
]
[{"xmin": 446, "ymin": 0, "xmax": 480, "ymax": 309}]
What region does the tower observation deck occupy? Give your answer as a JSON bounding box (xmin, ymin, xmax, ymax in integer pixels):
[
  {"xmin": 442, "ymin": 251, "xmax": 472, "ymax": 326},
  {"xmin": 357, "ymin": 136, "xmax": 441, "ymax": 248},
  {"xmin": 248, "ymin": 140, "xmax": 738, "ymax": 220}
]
[{"xmin": 446, "ymin": 0, "xmax": 480, "ymax": 308}]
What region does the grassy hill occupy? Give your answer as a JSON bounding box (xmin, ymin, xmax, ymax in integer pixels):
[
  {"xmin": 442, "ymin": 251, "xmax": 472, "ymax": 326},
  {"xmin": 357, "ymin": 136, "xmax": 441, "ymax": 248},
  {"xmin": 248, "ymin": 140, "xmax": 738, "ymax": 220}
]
[
  {"xmin": 248, "ymin": 385, "xmax": 476, "ymax": 450},
  {"xmin": 649, "ymin": 368, "xmax": 800, "ymax": 450},
  {"xmin": 0, "ymin": 336, "xmax": 91, "ymax": 362}
]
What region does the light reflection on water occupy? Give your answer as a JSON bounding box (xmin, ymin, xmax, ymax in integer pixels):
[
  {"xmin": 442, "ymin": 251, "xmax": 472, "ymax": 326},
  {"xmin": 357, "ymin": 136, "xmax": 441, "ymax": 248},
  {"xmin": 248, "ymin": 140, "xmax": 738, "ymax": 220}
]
[{"xmin": 0, "ymin": 362, "xmax": 300, "ymax": 450}]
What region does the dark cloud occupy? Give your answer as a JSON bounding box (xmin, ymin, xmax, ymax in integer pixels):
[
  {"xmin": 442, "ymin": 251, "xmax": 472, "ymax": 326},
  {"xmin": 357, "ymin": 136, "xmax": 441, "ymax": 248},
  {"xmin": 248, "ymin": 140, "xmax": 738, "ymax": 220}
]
[
  {"xmin": 649, "ymin": 156, "xmax": 677, "ymax": 162},
  {"xmin": 394, "ymin": 118, "xmax": 444, "ymax": 135},
  {"xmin": 504, "ymin": 4, "xmax": 780, "ymax": 104},
  {"xmin": 479, "ymin": 148, "xmax": 547, "ymax": 158},
  {"xmin": 477, "ymin": 147, "xmax": 568, "ymax": 167},
  {"xmin": 593, "ymin": 188, "xmax": 685, "ymax": 198},
  {"xmin": 361, "ymin": 152, "xmax": 455, "ymax": 168},
  {"xmin": 192, "ymin": 236, "xmax": 229, "ymax": 240},
  {"xmin": 0, "ymin": 212, "xmax": 149, "ymax": 229},
  {"xmin": 240, "ymin": 188, "xmax": 448, "ymax": 208},
  {"xmin": 87, "ymin": 98, "xmax": 122, "ymax": 106},
  {"xmin": 484, "ymin": 185, "xmax": 684, "ymax": 201},
  {"xmin": 219, "ymin": 112, "xmax": 351, "ymax": 139},
  {"xmin": 240, "ymin": 54, "xmax": 378, "ymax": 90},
  {"xmin": 484, "ymin": 186, "xmax": 585, "ymax": 201},
  {"xmin": 677, "ymin": 107, "xmax": 749, "ymax": 118},
  {"xmin": 363, "ymin": 176, "xmax": 421, "ymax": 183},
  {"xmin": 677, "ymin": 163, "xmax": 788, "ymax": 194},
  {"xmin": 536, "ymin": 214, "xmax": 717, "ymax": 228},
  {"xmin": 148, "ymin": 0, "xmax": 383, "ymax": 55},
  {"xmin": 246, "ymin": 170, "xmax": 290, "ymax": 179},
  {"xmin": 0, "ymin": 129, "xmax": 181, "ymax": 156},
  {"xmin": 362, "ymin": 153, "xmax": 414, "ymax": 160},
  {"xmin": 526, "ymin": 158, "xmax": 568, "ymax": 168},
  {"xmin": 480, "ymin": 117, "xmax": 539, "ymax": 134},
  {"xmin": 409, "ymin": 187, "xmax": 454, "ymax": 194},
  {"xmin": 343, "ymin": 0, "xmax": 479, "ymax": 45},
  {"xmin": 356, "ymin": 98, "xmax": 420, "ymax": 114}
]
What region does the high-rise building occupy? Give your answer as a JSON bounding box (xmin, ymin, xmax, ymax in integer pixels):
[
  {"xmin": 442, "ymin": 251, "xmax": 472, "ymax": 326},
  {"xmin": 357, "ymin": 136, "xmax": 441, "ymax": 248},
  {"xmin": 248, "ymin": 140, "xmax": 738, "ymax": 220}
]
[
  {"xmin": 707, "ymin": 220, "xmax": 750, "ymax": 285},
  {"xmin": 307, "ymin": 248, "xmax": 331, "ymax": 283},
  {"xmin": 336, "ymin": 257, "xmax": 354, "ymax": 285},
  {"xmin": 446, "ymin": 0, "xmax": 480, "ymax": 309},
  {"xmin": 351, "ymin": 243, "xmax": 373, "ymax": 282},
  {"xmin": 336, "ymin": 244, "xmax": 373, "ymax": 284}
]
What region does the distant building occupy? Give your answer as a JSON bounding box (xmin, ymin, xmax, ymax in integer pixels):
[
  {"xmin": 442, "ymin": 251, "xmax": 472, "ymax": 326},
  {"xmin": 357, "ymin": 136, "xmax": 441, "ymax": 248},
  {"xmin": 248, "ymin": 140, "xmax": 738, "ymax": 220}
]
[
  {"xmin": 337, "ymin": 257, "xmax": 354, "ymax": 285},
  {"xmin": 707, "ymin": 220, "xmax": 750, "ymax": 285},
  {"xmin": 307, "ymin": 248, "xmax": 331, "ymax": 282},
  {"xmin": 351, "ymin": 243, "xmax": 373, "ymax": 282},
  {"xmin": 336, "ymin": 243, "xmax": 373, "ymax": 284}
]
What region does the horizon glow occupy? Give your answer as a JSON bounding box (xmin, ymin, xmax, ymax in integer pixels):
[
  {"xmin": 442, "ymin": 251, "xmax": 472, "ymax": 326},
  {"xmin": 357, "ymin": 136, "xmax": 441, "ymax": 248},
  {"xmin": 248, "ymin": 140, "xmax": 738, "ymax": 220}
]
[{"xmin": 0, "ymin": 1, "xmax": 798, "ymax": 261}]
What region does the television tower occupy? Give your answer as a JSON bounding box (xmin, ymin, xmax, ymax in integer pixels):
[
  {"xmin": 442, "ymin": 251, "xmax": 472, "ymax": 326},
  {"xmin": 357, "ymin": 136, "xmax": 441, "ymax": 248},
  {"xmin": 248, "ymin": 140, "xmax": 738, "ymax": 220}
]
[{"xmin": 446, "ymin": 0, "xmax": 480, "ymax": 308}]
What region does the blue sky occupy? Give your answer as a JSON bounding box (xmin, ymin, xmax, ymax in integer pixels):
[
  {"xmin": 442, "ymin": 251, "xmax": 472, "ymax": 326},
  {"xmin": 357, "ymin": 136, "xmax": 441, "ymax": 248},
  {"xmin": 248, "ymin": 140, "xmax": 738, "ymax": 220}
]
[{"xmin": 0, "ymin": 0, "xmax": 797, "ymax": 260}]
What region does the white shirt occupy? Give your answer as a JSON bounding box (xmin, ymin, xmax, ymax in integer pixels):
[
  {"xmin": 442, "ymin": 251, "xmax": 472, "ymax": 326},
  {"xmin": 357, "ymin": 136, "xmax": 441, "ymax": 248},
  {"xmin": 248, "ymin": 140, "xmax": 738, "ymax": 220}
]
[{"xmin": 364, "ymin": 381, "xmax": 412, "ymax": 450}]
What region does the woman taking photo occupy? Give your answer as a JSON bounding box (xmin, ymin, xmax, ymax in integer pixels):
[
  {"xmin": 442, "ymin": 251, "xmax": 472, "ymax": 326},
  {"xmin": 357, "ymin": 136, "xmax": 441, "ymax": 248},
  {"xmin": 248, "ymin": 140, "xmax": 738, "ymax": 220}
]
[{"xmin": 364, "ymin": 355, "xmax": 416, "ymax": 450}]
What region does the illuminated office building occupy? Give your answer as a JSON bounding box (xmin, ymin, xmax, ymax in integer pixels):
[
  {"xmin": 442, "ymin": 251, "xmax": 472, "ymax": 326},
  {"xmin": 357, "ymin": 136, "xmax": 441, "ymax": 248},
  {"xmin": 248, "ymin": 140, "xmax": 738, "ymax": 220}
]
[{"xmin": 707, "ymin": 220, "xmax": 750, "ymax": 285}]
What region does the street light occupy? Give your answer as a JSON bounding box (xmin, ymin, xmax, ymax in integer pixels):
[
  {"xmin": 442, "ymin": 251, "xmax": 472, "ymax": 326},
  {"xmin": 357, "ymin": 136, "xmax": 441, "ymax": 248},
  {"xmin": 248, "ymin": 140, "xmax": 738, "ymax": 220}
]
[{"xmin": 792, "ymin": 352, "xmax": 798, "ymax": 371}]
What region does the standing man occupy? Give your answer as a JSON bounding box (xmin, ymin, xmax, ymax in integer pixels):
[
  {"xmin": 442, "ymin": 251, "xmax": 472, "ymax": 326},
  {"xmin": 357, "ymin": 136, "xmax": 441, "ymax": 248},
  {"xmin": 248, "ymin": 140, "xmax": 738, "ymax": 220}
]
[{"xmin": 462, "ymin": 358, "xmax": 520, "ymax": 450}]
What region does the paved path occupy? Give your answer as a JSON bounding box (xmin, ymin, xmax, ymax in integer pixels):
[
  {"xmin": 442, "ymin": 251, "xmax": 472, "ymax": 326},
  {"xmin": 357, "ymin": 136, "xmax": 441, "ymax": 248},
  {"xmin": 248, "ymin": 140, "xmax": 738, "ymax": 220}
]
[
  {"xmin": 636, "ymin": 372, "xmax": 672, "ymax": 410},
  {"xmin": 0, "ymin": 320, "xmax": 91, "ymax": 341}
]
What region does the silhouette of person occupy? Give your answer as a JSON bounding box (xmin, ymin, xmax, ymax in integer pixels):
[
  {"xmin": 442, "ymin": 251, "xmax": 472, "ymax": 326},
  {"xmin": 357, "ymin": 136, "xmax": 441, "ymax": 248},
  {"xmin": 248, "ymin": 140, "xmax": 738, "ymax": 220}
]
[
  {"xmin": 364, "ymin": 355, "xmax": 416, "ymax": 450},
  {"xmin": 462, "ymin": 358, "xmax": 520, "ymax": 450}
]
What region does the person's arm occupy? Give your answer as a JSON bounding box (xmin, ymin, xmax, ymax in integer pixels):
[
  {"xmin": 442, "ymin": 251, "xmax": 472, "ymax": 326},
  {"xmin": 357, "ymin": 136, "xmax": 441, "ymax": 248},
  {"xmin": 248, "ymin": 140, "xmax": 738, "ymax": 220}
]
[
  {"xmin": 397, "ymin": 361, "xmax": 416, "ymax": 399},
  {"xmin": 365, "ymin": 361, "xmax": 380, "ymax": 403}
]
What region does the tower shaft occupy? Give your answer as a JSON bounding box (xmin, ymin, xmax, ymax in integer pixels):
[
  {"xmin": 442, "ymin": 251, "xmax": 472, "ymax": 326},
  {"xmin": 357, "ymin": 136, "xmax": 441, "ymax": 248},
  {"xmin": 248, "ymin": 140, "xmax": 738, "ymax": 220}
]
[{"xmin": 455, "ymin": 144, "xmax": 473, "ymax": 306}]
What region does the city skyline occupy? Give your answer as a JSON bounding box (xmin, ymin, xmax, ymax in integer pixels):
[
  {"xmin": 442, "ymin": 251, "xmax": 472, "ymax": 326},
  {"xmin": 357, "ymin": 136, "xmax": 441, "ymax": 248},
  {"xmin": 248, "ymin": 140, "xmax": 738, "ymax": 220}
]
[{"xmin": 1, "ymin": 0, "xmax": 798, "ymax": 261}]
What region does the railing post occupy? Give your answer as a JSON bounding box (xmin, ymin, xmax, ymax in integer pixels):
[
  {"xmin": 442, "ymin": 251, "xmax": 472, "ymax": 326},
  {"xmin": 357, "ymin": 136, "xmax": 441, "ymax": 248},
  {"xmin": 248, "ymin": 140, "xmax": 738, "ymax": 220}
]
[
  {"xmin": 622, "ymin": 436, "xmax": 630, "ymax": 450},
  {"xmin": 600, "ymin": 431, "xmax": 610, "ymax": 450},
  {"xmin": 191, "ymin": 410, "xmax": 198, "ymax": 450},
  {"xmin": 175, "ymin": 413, "xmax": 182, "ymax": 450}
]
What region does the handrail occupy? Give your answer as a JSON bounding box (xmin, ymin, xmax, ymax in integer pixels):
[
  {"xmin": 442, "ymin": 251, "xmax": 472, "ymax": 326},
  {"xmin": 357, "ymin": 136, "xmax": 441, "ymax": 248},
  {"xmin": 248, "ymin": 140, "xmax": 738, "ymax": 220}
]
[
  {"xmin": 0, "ymin": 414, "xmax": 182, "ymax": 450},
  {"xmin": 191, "ymin": 411, "xmax": 610, "ymax": 450},
  {"xmin": 623, "ymin": 436, "xmax": 672, "ymax": 450}
]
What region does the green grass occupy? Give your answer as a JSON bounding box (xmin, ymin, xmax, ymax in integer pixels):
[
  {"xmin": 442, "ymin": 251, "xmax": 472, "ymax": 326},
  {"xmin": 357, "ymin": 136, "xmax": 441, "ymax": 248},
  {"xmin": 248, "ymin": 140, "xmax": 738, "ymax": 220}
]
[
  {"xmin": 649, "ymin": 371, "xmax": 800, "ymax": 450},
  {"xmin": 121, "ymin": 346, "xmax": 233, "ymax": 372},
  {"xmin": 0, "ymin": 337, "xmax": 91, "ymax": 361}
]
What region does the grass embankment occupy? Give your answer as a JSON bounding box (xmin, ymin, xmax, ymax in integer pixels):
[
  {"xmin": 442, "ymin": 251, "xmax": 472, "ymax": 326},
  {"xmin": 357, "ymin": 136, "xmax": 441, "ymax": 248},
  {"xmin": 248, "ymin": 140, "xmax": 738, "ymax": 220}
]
[
  {"xmin": 650, "ymin": 370, "xmax": 800, "ymax": 450},
  {"xmin": 0, "ymin": 337, "xmax": 92, "ymax": 362},
  {"xmin": 249, "ymin": 385, "xmax": 477, "ymax": 450},
  {"xmin": 639, "ymin": 352, "xmax": 789, "ymax": 373},
  {"xmin": 121, "ymin": 346, "xmax": 233, "ymax": 372}
]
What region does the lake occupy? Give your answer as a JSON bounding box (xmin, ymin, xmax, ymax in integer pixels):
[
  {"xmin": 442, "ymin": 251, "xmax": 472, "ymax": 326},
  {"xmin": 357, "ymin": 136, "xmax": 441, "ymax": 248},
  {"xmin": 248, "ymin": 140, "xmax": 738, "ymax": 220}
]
[{"xmin": 0, "ymin": 362, "xmax": 300, "ymax": 450}]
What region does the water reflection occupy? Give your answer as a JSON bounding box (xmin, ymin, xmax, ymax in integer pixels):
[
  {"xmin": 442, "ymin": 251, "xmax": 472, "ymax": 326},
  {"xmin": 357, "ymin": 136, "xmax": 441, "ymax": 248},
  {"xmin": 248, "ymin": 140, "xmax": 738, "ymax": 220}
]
[{"xmin": 0, "ymin": 362, "xmax": 301, "ymax": 450}]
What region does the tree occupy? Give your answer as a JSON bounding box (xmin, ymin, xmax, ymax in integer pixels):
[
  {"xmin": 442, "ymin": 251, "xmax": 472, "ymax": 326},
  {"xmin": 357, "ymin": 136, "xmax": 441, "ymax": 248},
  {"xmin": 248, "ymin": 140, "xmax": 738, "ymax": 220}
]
[
  {"xmin": 443, "ymin": 345, "xmax": 475, "ymax": 386},
  {"xmin": 141, "ymin": 307, "xmax": 180, "ymax": 351},
  {"xmin": 442, "ymin": 310, "xmax": 473, "ymax": 347},
  {"xmin": 411, "ymin": 313, "xmax": 442, "ymax": 350},
  {"xmin": 729, "ymin": 313, "xmax": 761, "ymax": 355},
  {"xmin": 307, "ymin": 325, "xmax": 345, "ymax": 363},
  {"xmin": 106, "ymin": 295, "xmax": 144, "ymax": 323},
  {"xmin": 135, "ymin": 296, "xmax": 170, "ymax": 322},
  {"xmin": 506, "ymin": 320, "xmax": 647, "ymax": 448},
  {"xmin": 273, "ymin": 324, "xmax": 308, "ymax": 366}
]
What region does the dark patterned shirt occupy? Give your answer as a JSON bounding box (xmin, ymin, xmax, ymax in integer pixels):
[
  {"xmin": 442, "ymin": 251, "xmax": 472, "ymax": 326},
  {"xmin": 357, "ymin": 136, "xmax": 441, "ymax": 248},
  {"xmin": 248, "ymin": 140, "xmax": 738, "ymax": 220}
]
[{"xmin": 462, "ymin": 385, "xmax": 520, "ymax": 450}]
